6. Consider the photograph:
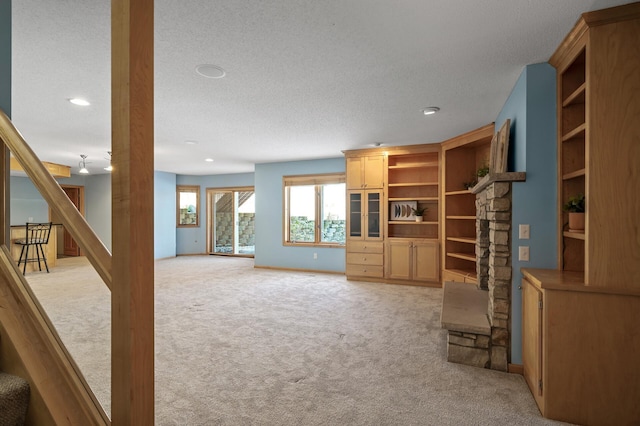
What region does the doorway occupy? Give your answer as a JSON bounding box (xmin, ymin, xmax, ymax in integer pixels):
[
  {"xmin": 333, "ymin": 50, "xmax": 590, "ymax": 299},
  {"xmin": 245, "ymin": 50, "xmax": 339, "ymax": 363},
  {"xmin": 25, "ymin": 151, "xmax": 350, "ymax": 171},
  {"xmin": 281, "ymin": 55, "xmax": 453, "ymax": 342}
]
[
  {"xmin": 206, "ymin": 187, "xmax": 255, "ymax": 256},
  {"xmin": 50, "ymin": 185, "xmax": 85, "ymax": 257}
]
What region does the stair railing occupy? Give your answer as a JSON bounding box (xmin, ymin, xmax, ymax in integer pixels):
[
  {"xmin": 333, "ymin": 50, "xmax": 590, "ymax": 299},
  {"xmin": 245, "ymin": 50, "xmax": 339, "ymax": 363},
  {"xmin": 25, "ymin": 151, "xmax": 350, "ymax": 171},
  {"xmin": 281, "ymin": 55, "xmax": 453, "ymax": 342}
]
[
  {"xmin": 0, "ymin": 108, "xmax": 111, "ymax": 424},
  {"xmin": 0, "ymin": 110, "xmax": 112, "ymax": 289}
]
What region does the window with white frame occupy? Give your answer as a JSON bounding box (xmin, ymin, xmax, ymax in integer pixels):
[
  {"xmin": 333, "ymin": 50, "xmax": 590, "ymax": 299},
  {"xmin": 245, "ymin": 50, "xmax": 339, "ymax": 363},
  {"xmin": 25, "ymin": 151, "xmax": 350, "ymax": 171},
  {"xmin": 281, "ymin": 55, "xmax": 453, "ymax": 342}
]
[{"xmin": 283, "ymin": 173, "xmax": 346, "ymax": 246}]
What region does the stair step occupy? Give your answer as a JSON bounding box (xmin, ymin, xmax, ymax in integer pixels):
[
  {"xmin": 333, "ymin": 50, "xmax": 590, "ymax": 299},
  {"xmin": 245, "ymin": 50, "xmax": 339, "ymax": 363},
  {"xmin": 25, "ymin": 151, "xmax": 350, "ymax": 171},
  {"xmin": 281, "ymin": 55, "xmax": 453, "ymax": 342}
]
[{"xmin": 0, "ymin": 372, "xmax": 29, "ymax": 426}]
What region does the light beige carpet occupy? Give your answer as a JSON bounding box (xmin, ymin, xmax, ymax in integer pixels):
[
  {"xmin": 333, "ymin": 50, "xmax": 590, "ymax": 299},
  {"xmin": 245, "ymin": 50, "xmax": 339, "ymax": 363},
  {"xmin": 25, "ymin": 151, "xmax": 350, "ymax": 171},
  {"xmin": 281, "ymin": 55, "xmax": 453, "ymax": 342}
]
[{"xmin": 25, "ymin": 256, "xmax": 569, "ymax": 425}]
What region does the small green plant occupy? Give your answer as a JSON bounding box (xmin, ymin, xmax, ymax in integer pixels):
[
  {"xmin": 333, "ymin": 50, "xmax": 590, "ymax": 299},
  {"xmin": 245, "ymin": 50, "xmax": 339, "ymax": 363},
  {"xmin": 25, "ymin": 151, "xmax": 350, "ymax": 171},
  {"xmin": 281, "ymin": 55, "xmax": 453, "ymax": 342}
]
[
  {"xmin": 463, "ymin": 179, "xmax": 477, "ymax": 190},
  {"xmin": 462, "ymin": 165, "xmax": 490, "ymax": 189},
  {"xmin": 411, "ymin": 206, "xmax": 428, "ymax": 216},
  {"xmin": 476, "ymin": 165, "xmax": 490, "ymax": 178},
  {"xmin": 563, "ymin": 193, "xmax": 585, "ymax": 213}
]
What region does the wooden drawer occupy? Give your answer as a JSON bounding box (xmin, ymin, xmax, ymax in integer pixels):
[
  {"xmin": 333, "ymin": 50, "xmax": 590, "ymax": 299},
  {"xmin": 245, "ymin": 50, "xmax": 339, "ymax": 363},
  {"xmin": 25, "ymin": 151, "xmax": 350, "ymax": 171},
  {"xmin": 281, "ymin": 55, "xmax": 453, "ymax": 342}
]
[
  {"xmin": 346, "ymin": 253, "xmax": 383, "ymax": 266},
  {"xmin": 347, "ymin": 241, "xmax": 383, "ymax": 254},
  {"xmin": 346, "ymin": 264, "xmax": 384, "ymax": 278}
]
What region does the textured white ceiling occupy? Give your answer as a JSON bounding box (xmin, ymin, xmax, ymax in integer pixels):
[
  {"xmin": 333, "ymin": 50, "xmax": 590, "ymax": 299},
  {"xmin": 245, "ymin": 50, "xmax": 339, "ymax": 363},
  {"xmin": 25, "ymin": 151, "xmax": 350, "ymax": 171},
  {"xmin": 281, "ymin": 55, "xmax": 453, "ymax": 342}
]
[{"xmin": 10, "ymin": 0, "xmax": 632, "ymax": 175}]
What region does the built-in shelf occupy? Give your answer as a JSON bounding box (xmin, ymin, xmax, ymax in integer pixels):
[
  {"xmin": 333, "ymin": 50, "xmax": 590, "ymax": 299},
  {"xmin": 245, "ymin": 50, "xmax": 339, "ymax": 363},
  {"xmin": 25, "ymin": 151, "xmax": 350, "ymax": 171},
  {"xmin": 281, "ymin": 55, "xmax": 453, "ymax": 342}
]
[
  {"xmin": 445, "ymin": 190, "xmax": 473, "ymax": 196},
  {"xmin": 447, "ymin": 252, "xmax": 476, "ymax": 262},
  {"xmin": 562, "ymin": 168, "xmax": 586, "ymax": 180},
  {"xmin": 388, "ymin": 161, "xmax": 438, "ymax": 169},
  {"xmin": 448, "ymin": 268, "xmax": 477, "ymax": 279},
  {"xmin": 562, "ymin": 123, "xmax": 586, "ymax": 142},
  {"xmin": 388, "ymin": 182, "xmax": 438, "ymax": 187},
  {"xmin": 388, "ymin": 221, "xmax": 438, "ymax": 225},
  {"xmin": 563, "ymin": 230, "xmax": 586, "ymax": 240},
  {"xmin": 388, "ymin": 197, "xmax": 438, "ymax": 202},
  {"xmin": 447, "ymin": 237, "xmax": 476, "ymax": 244},
  {"xmin": 562, "ymin": 82, "xmax": 586, "ymax": 107},
  {"xmin": 446, "ymin": 215, "xmax": 476, "ymax": 220}
]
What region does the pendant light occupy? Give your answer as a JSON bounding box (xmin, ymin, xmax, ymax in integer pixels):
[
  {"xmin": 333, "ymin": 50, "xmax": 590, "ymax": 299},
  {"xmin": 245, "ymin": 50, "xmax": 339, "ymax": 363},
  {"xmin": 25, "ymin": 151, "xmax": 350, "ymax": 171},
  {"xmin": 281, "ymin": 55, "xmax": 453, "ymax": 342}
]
[
  {"xmin": 78, "ymin": 155, "xmax": 89, "ymax": 174},
  {"xmin": 104, "ymin": 151, "xmax": 113, "ymax": 172}
]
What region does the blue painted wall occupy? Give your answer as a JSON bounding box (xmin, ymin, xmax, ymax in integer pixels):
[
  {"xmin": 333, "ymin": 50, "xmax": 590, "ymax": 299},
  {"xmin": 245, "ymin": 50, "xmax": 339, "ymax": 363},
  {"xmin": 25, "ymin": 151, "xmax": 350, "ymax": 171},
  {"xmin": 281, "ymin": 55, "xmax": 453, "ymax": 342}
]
[
  {"xmin": 0, "ymin": 0, "xmax": 9, "ymax": 118},
  {"xmin": 495, "ymin": 63, "xmax": 557, "ymax": 364},
  {"xmin": 254, "ymin": 158, "xmax": 345, "ymax": 273},
  {"xmin": 10, "ymin": 172, "xmax": 177, "ymax": 258},
  {"xmin": 154, "ymin": 171, "xmax": 177, "ymax": 258},
  {"xmin": 84, "ymin": 174, "xmax": 111, "ymax": 250},
  {"xmin": 175, "ymin": 173, "xmax": 254, "ymax": 254},
  {"xmin": 10, "ymin": 176, "xmax": 49, "ymax": 225}
]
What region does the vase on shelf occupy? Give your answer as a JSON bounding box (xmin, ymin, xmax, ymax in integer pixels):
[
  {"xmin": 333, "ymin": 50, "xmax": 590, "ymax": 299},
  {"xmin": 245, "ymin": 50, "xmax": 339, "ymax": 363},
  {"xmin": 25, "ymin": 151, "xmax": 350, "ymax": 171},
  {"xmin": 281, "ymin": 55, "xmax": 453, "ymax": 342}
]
[{"xmin": 568, "ymin": 212, "xmax": 585, "ymax": 232}]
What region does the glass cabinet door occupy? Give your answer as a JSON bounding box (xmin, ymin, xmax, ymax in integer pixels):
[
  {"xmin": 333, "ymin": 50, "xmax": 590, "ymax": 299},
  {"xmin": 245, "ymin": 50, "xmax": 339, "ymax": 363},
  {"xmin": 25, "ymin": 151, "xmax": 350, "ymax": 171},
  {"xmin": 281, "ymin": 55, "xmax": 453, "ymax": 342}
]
[
  {"xmin": 348, "ymin": 191, "xmax": 363, "ymax": 238},
  {"xmin": 366, "ymin": 191, "xmax": 381, "ymax": 239}
]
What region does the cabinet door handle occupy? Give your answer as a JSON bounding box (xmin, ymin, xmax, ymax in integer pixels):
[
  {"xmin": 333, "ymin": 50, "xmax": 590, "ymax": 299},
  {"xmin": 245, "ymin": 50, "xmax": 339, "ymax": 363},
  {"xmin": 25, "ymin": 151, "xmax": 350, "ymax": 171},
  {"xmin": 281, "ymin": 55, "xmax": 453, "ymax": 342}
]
[{"xmin": 363, "ymin": 257, "xmax": 367, "ymax": 261}]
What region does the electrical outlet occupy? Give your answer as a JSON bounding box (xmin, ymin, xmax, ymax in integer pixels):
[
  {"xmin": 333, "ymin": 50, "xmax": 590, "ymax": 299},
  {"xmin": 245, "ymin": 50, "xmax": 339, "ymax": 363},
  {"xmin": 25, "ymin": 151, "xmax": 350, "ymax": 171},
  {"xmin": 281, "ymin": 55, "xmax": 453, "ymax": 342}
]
[
  {"xmin": 519, "ymin": 224, "xmax": 530, "ymax": 239},
  {"xmin": 28, "ymin": 217, "xmax": 33, "ymax": 222},
  {"xmin": 519, "ymin": 246, "xmax": 530, "ymax": 261},
  {"xmin": 313, "ymin": 253, "xmax": 318, "ymax": 260}
]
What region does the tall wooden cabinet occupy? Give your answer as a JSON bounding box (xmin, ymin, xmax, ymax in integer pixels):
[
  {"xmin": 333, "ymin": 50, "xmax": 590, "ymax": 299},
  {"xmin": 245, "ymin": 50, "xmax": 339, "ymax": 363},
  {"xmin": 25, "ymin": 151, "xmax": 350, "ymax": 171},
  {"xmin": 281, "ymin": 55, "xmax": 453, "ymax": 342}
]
[
  {"xmin": 345, "ymin": 189, "xmax": 384, "ymax": 278},
  {"xmin": 522, "ymin": 4, "xmax": 640, "ymax": 425},
  {"xmin": 344, "ymin": 145, "xmax": 441, "ymax": 285},
  {"xmin": 440, "ymin": 124, "xmax": 493, "ymax": 284}
]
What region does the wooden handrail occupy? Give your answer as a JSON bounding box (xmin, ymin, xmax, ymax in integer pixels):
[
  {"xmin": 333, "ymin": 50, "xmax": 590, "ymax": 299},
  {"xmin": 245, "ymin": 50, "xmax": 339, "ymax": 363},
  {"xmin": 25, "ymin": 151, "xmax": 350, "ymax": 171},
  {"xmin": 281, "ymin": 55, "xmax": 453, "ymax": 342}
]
[
  {"xmin": 0, "ymin": 109, "xmax": 112, "ymax": 290},
  {"xmin": 0, "ymin": 247, "xmax": 109, "ymax": 425}
]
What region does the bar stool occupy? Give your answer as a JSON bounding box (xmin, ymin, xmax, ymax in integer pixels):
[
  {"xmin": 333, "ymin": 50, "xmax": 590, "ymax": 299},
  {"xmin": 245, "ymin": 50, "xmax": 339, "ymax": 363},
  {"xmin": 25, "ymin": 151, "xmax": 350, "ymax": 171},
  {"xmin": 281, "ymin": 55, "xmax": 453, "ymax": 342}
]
[{"xmin": 15, "ymin": 222, "xmax": 53, "ymax": 275}]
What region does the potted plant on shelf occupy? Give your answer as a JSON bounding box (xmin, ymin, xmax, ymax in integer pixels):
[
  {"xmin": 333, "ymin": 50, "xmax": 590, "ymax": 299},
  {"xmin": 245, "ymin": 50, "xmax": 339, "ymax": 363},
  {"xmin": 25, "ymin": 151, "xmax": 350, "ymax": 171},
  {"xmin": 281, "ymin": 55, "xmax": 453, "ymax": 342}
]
[
  {"xmin": 563, "ymin": 193, "xmax": 585, "ymax": 232},
  {"xmin": 463, "ymin": 165, "xmax": 490, "ymax": 190},
  {"xmin": 411, "ymin": 206, "xmax": 428, "ymax": 222}
]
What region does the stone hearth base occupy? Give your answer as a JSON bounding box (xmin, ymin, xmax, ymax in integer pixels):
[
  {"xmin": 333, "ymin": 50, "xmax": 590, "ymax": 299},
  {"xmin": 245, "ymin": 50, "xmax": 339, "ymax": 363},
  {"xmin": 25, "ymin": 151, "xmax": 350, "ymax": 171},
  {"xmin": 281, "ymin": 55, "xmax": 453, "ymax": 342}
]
[{"xmin": 441, "ymin": 282, "xmax": 492, "ymax": 369}]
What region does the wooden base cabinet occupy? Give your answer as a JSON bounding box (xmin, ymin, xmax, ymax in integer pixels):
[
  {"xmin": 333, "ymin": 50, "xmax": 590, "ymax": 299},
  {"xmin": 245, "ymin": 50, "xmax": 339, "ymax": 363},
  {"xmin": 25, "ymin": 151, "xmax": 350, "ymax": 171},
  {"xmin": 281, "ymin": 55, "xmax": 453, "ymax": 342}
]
[
  {"xmin": 346, "ymin": 241, "xmax": 384, "ymax": 278},
  {"xmin": 386, "ymin": 239, "xmax": 439, "ymax": 283},
  {"xmin": 522, "ymin": 269, "xmax": 640, "ymax": 425}
]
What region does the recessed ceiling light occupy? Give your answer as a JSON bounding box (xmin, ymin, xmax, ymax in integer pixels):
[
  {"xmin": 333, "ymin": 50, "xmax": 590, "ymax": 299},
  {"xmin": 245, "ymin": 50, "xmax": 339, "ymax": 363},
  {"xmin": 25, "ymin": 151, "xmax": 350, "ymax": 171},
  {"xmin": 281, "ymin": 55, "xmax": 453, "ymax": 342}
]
[
  {"xmin": 422, "ymin": 107, "xmax": 440, "ymax": 116},
  {"xmin": 69, "ymin": 98, "xmax": 90, "ymax": 106},
  {"xmin": 195, "ymin": 64, "xmax": 226, "ymax": 79},
  {"xmin": 184, "ymin": 140, "xmax": 198, "ymax": 145},
  {"xmin": 205, "ymin": 158, "xmax": 214, "ymax": 162}
]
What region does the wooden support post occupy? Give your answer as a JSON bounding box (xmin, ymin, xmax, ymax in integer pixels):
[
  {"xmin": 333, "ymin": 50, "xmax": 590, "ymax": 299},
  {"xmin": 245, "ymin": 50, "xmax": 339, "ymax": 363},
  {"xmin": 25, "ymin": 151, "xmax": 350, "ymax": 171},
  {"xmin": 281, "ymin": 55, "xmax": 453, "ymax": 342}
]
[{"xmin": 111, "ymin": 0, "xmax": 155, "ymax": 424}]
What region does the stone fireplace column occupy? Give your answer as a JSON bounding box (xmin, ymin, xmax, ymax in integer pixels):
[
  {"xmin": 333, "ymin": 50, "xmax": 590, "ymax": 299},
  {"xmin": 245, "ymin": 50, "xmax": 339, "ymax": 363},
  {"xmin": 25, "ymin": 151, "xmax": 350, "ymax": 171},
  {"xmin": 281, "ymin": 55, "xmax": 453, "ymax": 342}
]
[{"xmin": 471, "ymin": 173, "xmax": 525, "ymax": 371}]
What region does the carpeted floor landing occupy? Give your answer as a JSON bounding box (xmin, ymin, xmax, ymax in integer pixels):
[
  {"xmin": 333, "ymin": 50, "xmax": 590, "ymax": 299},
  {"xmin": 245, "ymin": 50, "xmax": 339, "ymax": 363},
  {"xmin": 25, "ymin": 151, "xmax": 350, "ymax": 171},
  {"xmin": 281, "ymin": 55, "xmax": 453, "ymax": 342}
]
[{"xmin": 25, "ymin": 256, "xmax": 569, "ymax": 425}]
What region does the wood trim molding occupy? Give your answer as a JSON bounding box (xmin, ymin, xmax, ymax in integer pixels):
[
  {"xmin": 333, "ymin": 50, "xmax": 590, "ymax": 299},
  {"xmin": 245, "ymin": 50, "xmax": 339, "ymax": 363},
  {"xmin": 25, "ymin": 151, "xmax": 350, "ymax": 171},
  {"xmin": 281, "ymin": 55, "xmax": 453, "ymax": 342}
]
[{"xmin": 508, "ymin": 363, "xmax": 524, "ymax": 375}]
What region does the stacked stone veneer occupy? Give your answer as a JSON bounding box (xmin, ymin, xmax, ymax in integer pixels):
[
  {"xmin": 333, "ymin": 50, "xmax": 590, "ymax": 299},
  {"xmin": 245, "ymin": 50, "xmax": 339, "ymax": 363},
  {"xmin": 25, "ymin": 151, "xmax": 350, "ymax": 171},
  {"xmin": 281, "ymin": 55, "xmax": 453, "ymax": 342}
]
[
  {"xmin": 475, "ymin": 181, "xmax": 513, "ymax": 372},
  {"xmin": 215, "ymin": 213, "xmax": 256, "ymax": 251}
]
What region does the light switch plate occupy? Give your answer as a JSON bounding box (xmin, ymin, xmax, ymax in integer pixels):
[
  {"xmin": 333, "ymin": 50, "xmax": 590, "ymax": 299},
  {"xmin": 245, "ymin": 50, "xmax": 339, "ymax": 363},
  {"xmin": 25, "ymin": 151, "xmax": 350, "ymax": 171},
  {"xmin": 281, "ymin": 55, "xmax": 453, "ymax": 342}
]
[
  {"xmin": 519, "ymin": 246, "xmax": 530, "ymax": 261},
  {"xmin": 519, "ymin": 224, "xmax": 530, "ymax": 239}
]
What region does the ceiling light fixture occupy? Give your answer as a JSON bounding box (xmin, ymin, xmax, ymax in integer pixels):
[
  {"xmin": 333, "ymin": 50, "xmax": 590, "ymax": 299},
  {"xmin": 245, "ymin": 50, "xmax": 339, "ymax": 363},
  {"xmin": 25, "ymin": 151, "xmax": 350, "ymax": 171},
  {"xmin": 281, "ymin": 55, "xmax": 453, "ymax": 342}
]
[
  {"xmin": 369, "ymin": 142, "xmax": 384, "ymax": 147},
  {"xmin": 422, "ymin": 107, "xmax": 440, "ymax": 116},
  {"xmin": 184, "ymin": 140, "xmax": 198, "ymax": 145},
  {"xmin": 195, "ymin": 64, "xmax": 226, "ymax": 79},
  {"xmin": 205, "ymin": 158, "xmax": 214, "ymax": 162},
  {"xmin": 69, "ymin": 98, "xmax": 91, "ymax": 106},
  {"xmin": 104, "ymin": 151, "xmax": 113, "ymax": 172},
  {"xmin": 78, "ymin": 155, "xmax": 89, "ymax": 174}
]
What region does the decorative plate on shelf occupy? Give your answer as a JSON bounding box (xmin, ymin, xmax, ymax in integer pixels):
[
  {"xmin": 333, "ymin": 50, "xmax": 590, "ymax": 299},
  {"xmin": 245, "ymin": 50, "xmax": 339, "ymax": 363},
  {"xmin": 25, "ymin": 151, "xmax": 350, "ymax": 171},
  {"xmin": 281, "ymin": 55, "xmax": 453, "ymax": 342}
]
[{"xmin": 390, "ymin": 201, "xmax": 416, "ymax": 221}]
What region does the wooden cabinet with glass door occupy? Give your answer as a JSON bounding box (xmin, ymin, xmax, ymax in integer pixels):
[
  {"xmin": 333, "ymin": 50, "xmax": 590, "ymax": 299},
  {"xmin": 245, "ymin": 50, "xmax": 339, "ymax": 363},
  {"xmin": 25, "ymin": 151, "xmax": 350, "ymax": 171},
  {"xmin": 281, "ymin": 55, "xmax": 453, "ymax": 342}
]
[{"xmin": 346, "ymin": 189, "xmax": 384, "ymax": 278}]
